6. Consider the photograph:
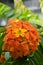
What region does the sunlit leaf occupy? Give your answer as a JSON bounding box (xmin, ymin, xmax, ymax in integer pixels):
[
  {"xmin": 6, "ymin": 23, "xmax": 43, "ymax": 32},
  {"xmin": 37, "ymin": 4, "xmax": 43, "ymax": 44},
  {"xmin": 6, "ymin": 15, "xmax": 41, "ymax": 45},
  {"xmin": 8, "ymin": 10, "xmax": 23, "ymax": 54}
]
[{"xmin": 0, "ymin": 2, "xmax": 43, "ymax": 65}]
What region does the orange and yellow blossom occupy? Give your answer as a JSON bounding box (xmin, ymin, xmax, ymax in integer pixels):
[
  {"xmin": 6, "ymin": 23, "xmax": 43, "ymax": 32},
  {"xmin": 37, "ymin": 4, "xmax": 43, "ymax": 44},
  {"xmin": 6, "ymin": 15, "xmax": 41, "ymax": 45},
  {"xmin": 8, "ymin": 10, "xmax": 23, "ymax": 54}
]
[{"xmin": 3, "ymin": 19, "xmax": 40, "ymax": 60}]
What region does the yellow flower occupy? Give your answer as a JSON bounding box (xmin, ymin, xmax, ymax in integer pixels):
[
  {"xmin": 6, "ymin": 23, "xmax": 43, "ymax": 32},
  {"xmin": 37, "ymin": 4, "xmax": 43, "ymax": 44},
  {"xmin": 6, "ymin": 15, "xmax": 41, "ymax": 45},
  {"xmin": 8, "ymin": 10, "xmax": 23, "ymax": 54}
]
[{"xmin": 14, "ymin": 28, "xmax": 27, "ymax": 37}]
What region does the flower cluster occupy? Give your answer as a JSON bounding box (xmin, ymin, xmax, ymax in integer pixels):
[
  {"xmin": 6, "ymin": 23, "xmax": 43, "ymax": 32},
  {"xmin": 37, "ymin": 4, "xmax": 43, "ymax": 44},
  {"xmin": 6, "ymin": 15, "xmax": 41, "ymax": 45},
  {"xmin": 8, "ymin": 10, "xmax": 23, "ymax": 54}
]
[{"xmin": 3, "ymin": 19, "xmax": 40, "ymax": 60}]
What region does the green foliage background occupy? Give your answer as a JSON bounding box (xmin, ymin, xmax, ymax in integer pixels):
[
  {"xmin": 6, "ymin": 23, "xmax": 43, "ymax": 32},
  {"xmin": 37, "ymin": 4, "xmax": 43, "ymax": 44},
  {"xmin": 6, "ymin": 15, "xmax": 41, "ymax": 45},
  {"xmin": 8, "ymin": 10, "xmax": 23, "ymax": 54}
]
[{"xmin": 0, "ymin": 3, "xmax": 43, "ymax": 65}]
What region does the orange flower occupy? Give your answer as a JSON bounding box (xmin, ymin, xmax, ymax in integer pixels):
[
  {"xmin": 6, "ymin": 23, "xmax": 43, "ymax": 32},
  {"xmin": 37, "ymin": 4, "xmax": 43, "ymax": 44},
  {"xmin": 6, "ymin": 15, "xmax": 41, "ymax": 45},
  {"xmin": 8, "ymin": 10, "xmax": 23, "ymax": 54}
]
[
  {"xmin": 0, "ymin": 55, "xmax": 5, "ymax": 63},
  {"xmin": 3, "ymin": 19, "xmax": 40, "ymax": 60}
]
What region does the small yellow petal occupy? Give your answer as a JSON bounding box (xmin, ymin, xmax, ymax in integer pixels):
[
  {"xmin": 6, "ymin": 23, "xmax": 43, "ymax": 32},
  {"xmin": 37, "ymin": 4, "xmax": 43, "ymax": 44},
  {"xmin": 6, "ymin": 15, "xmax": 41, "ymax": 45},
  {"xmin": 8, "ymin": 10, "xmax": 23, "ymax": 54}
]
[
  {"xmin": 16, "ymin": 19, "xmax": 19, "ymax": 22},
  {"xmin": 15, "ymin": 33, "xmax": 20, "ymax": 37},
  {"xmin": 14, "ymin": 29, "xmax": 18, "ymax": 33},
  {"xmin": 13, "ymin": 19, "xmax": 19, "ymax": 23},
  {"xmin": 20, "ymin": 33, "xmax": 24, "ymax": 37},
  {"xmin": 21, "ymin": 29, "xmax": 27, "ymax": 33}
]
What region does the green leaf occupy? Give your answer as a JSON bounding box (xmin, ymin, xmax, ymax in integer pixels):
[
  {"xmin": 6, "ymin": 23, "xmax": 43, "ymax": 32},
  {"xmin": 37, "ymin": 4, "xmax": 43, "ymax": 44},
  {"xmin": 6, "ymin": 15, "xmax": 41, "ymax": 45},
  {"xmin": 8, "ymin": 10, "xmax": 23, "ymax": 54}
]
[
  {"xmin": 0, "ymin": 33, "xmax": 5, "ymax": 55},
  {"xmin": 40, "ymin": 37, "xmax": 43, "ymax": 48},
  {"xmin": 0, "ymin": 3, "xmax": 14, "ymax": 18},
  {"xmin": 0, "ymin": 27, "xmax": 6, "ymax": 33},
  {"xmin": 2, "ymin": 57, "xmax": 13, "ymax": 65},
  {"xmin": 0, "ymin": 3, "xmax": 43, "ymax": 65},
  {"xmin": 0, "ymin": 27, "xmax": 5, "ymax": 55},
  {"xmin": 29, "ymin": 19, "xmax": 43, "ymax": 27}
]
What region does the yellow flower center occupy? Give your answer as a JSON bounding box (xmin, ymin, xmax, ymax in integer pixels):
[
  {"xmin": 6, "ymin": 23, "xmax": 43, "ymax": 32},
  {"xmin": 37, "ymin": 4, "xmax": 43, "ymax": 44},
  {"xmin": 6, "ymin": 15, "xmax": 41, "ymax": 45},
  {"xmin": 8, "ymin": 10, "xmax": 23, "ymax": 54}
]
[{"xmin": 14, "ymin": 28, "xmax": 27, "ymax": 37}]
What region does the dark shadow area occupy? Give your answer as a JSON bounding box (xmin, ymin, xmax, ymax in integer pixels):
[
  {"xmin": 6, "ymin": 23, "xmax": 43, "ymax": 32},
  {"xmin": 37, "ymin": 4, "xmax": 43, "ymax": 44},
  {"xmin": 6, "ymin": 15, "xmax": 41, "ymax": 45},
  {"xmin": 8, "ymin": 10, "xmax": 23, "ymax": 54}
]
[{"xmin": 0, "ymin": 0, "xmax": 14, "ymax": 8}]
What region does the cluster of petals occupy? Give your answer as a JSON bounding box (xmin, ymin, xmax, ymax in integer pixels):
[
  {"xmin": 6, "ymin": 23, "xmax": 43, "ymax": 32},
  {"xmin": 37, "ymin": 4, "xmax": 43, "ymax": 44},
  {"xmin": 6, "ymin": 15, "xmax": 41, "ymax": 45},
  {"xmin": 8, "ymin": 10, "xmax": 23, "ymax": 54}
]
[{"xmin": 3, "ymin": 19, "xmax": 40, "ymax": 60}]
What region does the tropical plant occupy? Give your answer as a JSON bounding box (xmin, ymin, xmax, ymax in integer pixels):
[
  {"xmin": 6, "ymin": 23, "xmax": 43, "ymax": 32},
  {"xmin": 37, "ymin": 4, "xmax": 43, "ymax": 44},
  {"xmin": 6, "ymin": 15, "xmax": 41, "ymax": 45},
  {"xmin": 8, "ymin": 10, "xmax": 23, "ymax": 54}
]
[{"xmin": 0, "ymin": 0, "xmax": 43, "ymax": 65}]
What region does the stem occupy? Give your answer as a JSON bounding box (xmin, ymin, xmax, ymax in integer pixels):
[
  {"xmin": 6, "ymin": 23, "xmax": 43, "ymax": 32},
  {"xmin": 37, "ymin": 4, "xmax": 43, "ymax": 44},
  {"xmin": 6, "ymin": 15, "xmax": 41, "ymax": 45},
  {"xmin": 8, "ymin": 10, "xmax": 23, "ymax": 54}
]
[{"xmin": 14, "ymin": 0, "xmax": 26, "ymax": 14}]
